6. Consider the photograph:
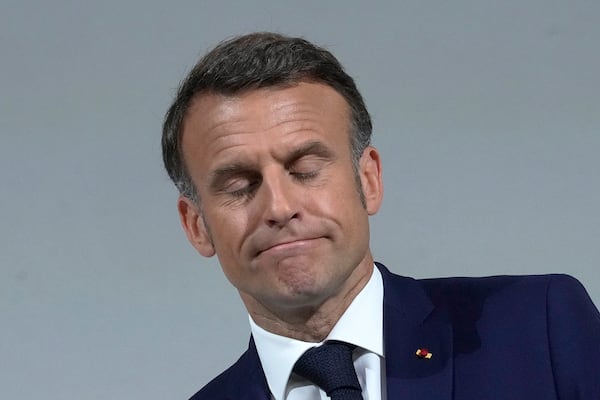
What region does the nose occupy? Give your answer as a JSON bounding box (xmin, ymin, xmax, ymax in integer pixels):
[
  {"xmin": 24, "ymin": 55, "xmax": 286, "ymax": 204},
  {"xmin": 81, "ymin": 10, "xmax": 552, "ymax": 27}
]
[{"xmin": 259, "ymin": 168, "xmax": 300, "ymax": 228}]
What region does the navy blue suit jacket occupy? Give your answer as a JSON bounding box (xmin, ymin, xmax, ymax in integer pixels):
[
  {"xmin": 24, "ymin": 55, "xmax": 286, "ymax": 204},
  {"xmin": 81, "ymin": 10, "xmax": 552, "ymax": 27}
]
[{"xmin": 190, "ymin": 263, "xmax": 600, "ymax": 399}]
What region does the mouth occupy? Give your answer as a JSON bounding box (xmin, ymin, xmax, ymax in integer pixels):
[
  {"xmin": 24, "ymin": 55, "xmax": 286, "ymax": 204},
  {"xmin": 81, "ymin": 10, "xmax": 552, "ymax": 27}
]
[{"xmin": 255, "ymin": 237, "xmax": 325, "ymax": 258}]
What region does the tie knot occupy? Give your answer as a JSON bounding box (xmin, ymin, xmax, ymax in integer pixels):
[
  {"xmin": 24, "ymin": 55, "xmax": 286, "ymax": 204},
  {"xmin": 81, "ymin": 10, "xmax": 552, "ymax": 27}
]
[{"xmin": 293, "ymin": 341, "xmax": 363, "ymax": 399}]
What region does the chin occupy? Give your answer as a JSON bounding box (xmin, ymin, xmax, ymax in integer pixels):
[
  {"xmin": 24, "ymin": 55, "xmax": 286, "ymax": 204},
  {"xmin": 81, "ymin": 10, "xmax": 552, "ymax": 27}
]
[
  {"xmin": 273, "ymin": 290, "xmax": 330, "ymax": 312},
  {"xmin": 280, "ymin": 276, "xmax": 338, "ymax": 308},
  {"xmin": 275, "ymin": 261, "xmax": 322, "ymax": 290}
]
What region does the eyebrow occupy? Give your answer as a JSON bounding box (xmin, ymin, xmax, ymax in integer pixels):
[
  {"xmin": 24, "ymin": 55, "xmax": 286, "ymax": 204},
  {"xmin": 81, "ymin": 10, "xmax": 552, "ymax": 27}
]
[
  {"xmin": 208, "ymin": 162, "xmax": 255, "ymax": 191},
  {"xmin": 284, "ymin": 141, "xmax": 335, "ymax": 168}
]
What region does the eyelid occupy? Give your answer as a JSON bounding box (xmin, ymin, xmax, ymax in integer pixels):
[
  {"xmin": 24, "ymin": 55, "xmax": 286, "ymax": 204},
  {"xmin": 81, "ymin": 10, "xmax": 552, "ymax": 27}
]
[
  {"xmin": 218, "ymin": 176, "xmax": 261, "ymax": 203},
  {"xmin": 221, "ymin": 176, "xmax": 251, "ymax": 193},
  {"xmin": 284, "ymin": 141, "xmax": 334, "ymax": 168},
  {"xmin": 289, "ymin": 156, "xmax": 326, "ymax": 172},
  {"xmin": 208, "ymin": 163, "xmax": 253, "ymax": 192}
]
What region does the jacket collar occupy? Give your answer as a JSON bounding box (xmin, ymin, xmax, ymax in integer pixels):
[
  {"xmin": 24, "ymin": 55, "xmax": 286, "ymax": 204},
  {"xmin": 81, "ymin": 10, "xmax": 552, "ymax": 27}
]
[
  {"xmin": 211, "ymin": 337, "xmax": 270, "ymax": 400},
  {"xmin": 378, "ymin": 262, "xmax": 454, "ymax": 399}
]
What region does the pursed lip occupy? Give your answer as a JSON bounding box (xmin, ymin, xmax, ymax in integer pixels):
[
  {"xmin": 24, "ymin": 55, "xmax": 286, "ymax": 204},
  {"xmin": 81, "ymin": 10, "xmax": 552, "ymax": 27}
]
[{"xmin": 254, "ymin": 237, "xmax": 324, "ymax": 257}]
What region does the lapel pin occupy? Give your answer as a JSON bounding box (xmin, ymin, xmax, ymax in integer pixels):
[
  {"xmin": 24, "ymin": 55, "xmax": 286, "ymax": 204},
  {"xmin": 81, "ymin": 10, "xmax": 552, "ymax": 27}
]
[{"xmin": 416, "ymin": 348, "xmax": 433, "ymax": 359}]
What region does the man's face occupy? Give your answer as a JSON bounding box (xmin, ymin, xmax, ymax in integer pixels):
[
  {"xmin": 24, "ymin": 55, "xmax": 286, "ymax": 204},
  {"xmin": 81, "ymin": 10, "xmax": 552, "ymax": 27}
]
[{"xmin": 178, "ymin": 82, "xmax": 383, "ymax": 317}]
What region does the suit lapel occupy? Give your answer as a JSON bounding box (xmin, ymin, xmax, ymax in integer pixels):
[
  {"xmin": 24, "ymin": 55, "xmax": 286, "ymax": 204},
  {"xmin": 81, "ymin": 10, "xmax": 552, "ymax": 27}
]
[
  {"xmin": 378, "ymin": 263, "xmax": 454, "ymax": 400},
  {"xmin": 225, "ymin": 337, "xmax": 271, "ymax": 400}
]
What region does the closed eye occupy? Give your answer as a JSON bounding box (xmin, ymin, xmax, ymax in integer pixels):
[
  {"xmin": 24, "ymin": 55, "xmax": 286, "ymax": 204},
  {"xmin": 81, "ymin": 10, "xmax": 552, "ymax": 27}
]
[
  {"xmin": 285, "ymin": 141, "xmax": 335, "ymax": 182},
  {"xmin": 209, "ymin": 164, "xmax": 262, "ymax": 199},
  {"xmin": 289, "ymin": 157, "xmax": 327, "ymax": 181},
  {"xmin": 222, "ymin": 176, "xmax": 261, "ymax": 197}
]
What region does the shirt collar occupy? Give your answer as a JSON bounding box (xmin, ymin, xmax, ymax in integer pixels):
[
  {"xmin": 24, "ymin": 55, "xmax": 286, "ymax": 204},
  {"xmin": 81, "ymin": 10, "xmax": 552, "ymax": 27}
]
[{"xmin": 249, "ymin": 266, "xmax": 384, "ymax": 400}]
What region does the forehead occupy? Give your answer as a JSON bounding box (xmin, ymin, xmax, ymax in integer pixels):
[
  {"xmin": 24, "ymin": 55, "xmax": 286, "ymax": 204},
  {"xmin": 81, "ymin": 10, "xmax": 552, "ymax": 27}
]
[
  {"xmin": 185, "ymin": 82, "xmax": 351, "ymax": 132},
  {"xmin": 181, "ymin": 82, "xmax": 353, "ymax": 170}
]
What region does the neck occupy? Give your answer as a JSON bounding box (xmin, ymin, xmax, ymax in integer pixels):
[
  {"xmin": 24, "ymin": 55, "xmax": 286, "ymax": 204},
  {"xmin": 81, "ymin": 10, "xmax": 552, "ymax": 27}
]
[{"xmin": 243, "ymin": 259, "xmax": 374, "ymax": 342}]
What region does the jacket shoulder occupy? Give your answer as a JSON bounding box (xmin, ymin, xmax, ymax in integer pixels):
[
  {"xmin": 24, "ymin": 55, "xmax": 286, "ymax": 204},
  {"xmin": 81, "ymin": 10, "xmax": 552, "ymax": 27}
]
[
  {"xmin": 416, "ymin": 273, "xmax": 584, "ymax": 305},
  {"xmin": 417, "ymin": 272, "xmax": 576, "ymax": 289},
  {"xmin": 415, "ymin": 273, "xmax": 596, "ymax": 320}
]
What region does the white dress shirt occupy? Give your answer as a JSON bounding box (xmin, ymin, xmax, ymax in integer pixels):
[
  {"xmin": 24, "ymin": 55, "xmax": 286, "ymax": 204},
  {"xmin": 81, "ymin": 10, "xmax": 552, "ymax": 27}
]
[{"xmin": 249, "ymin": 267, "xmax": 386, "ymax": 400}]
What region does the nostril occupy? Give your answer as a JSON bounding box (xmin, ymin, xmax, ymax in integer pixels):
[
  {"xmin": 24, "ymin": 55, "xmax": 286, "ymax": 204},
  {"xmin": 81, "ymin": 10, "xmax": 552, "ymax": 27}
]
[{"xmin": 266, "ymin": 211, "xmax": 300, "ymax": 228}]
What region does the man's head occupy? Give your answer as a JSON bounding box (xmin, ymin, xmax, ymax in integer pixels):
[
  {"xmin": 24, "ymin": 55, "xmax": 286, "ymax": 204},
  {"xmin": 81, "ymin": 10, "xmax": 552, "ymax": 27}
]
[
  {"xmin": 162, "ymin": 32, "xmax": 372, "ymax": 204},
  {"xmin": 162, "ymin": 33, "xmax": 383, "ymax": 335}
]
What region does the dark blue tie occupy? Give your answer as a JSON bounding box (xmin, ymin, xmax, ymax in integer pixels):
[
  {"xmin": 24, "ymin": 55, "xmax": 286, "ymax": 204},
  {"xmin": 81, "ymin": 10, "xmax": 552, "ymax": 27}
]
[{"xmin": 292, "ymin": 341, "xmax": 364, "ymax": 400}]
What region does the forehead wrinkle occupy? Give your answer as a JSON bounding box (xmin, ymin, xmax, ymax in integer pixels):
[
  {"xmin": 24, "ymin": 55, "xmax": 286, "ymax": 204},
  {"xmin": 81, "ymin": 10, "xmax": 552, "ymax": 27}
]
[
  {"xmin": 199, "ymin": 114, "xmax": 265, "ymax": 164},
  {"xmin": 269, "ymin": 99, "xmax": 326, "ymax": 125},
  {"xmin": 183, "ymin": 123, "xmax": 253, "ymax": 179},
  {"xmin": 268, "ymin": 103, "xmax": 353, "ymax": 150},
  {"xmin": 209, "ymin": 112, "xmax": 331, "ymax": 161}
]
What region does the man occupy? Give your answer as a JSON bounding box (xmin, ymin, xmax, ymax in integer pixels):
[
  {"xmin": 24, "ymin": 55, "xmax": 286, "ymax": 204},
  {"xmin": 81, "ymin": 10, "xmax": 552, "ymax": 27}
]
[{"xmin": 162, "ymin": 32, "xmax": 600, "ymax": 400}]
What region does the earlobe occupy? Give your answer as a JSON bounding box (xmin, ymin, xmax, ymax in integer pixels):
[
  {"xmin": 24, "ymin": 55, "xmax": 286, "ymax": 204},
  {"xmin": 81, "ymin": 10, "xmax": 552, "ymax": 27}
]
[
  {"xmin": 177, "ymin": 195, "xmax": 216, "ymax": 257},
  {"xmin": 359, "ymin": 146, "xmax": 384, "ymax": 215}
]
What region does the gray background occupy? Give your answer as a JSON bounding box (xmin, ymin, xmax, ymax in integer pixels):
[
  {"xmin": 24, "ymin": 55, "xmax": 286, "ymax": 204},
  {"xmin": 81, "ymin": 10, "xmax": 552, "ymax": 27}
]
[{"xmin": 1, "ymin": 1, "xmax": 599, "ymax": 399}]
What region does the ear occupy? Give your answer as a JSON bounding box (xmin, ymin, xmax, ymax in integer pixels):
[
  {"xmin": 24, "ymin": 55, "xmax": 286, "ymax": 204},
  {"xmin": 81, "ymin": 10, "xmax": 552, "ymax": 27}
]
[
  {"xmin": 177, "ymin": 195, "xmax": 216, "ymax": 257},
  {"xmin": 358, "ymin": 146, "xmax": 384, "ymax": 215}
]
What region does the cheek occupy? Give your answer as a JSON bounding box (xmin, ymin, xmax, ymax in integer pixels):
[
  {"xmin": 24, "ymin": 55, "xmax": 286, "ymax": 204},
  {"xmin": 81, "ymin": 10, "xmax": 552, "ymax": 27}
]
[
  {"xmin": 308, "ymin": 186, "xmax": 367, "ymax": 235},
  {"xmin": 322, "ymin": 176, "xmax": 364, "ymax": 211},
  {"xmin": 207, "ymin": 210, "xmax": 250, "ymax": 254}
]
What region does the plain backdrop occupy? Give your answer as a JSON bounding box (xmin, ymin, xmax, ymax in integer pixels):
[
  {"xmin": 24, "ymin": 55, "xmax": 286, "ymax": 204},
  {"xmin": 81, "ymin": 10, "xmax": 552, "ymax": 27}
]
[{"xmin": 1, "ymin": 1, "xmax": 599, "ymax": 399}]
